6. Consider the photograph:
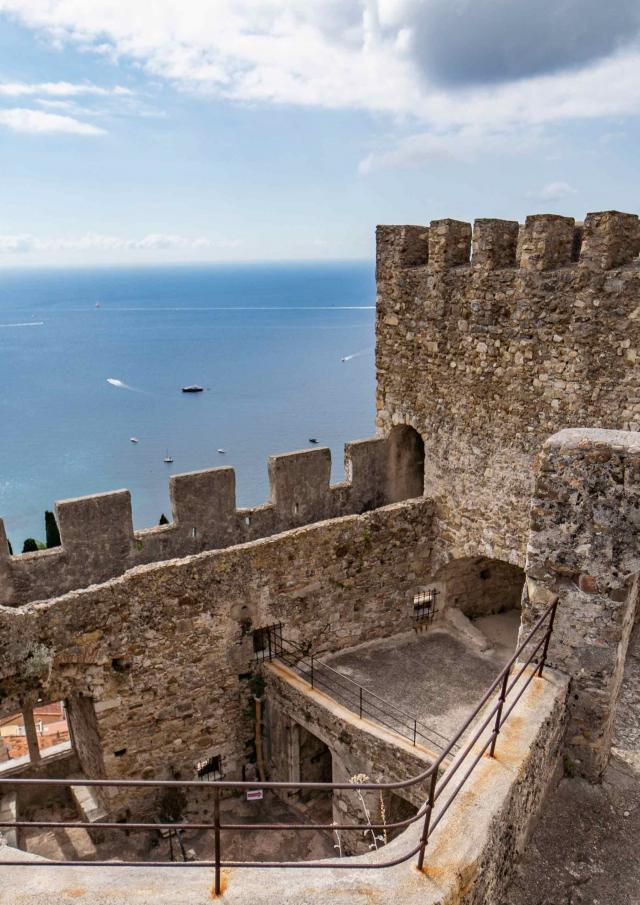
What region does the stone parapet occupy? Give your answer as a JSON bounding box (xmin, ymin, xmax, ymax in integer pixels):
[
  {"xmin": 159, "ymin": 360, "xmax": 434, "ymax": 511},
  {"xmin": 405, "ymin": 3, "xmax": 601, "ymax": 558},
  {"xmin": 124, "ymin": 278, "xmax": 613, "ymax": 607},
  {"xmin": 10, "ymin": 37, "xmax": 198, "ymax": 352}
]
[
  {"xmin": 0, "ymin": 498, "xmax": 434, "ymax": 807},
  {"xmin": 377, "ymin": 210, "xmax": 640, "ymax": 276},
  {"xmin": 0, "ymin": 436, "xmax": 401, "ymax": 607}
]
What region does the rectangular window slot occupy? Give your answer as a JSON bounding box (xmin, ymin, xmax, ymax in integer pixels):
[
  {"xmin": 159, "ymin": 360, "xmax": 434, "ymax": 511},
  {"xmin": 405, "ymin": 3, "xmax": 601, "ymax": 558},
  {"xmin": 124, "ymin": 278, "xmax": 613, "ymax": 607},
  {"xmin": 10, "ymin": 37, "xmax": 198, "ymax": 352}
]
[
  {"xmin": 197, "ymin": 754, "xmax": 222, "ymax": 781},
  {"xmin": 413, "ymin": 589, "xmax": 438, "ymax": 625}
]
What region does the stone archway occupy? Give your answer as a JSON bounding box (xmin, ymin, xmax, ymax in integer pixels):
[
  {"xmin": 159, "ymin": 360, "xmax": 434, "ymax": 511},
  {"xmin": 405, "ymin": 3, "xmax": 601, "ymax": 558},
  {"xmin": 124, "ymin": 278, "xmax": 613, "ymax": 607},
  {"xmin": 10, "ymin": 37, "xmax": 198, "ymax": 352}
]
[{"xmin": 433, "ymin": 556, "xmax": 525, "ymax": 618}]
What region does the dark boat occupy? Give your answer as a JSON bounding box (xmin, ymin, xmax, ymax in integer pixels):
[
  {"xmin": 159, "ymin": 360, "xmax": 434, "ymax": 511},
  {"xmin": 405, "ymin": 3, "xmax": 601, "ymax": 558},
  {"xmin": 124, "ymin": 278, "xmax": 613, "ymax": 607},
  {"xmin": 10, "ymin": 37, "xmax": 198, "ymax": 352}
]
[{"xmin": 182, "ymin": 385, "xmax": 204, "ymax": 393}]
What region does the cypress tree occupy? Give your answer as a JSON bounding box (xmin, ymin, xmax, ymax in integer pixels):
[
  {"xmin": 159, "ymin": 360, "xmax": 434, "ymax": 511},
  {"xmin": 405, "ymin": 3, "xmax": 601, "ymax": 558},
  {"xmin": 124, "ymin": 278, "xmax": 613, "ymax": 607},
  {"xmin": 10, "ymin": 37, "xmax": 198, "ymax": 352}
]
[
  {"xmin": 7, "ymin": 539, "xmax": 12, "ymax": 555},
  {"xmin": 22, "ymin": 538, "xmax": 38, "ymax": 553},
  {"xmin": 158, "ymin": 513, "xmax": 169, "ymax": 525},
  {"xmin": 45, "ymin": 510, "xmax": 61, "ymax": 548}
]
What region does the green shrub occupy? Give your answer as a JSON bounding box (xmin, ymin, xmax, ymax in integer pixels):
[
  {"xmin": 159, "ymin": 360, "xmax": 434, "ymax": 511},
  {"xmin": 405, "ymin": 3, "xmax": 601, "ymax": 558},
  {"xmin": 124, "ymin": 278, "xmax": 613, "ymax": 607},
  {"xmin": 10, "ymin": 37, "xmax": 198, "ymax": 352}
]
[
  {"xmin": 21, "ymin": 642, "xmax": 54, "ymax": 684},
  {"xmin": 22, "ymin": 538, "xmax": 39, "ymax": 553}
]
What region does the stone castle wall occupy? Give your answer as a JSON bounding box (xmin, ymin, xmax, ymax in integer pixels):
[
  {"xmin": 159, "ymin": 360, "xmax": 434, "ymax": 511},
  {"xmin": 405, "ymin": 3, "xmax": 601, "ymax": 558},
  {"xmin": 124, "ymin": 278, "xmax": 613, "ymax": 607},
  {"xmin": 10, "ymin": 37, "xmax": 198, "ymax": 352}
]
[
  {"xmin": 520, "ymin": 428, "xmax": 640, "ymax": 780},
  {"xmin": 376, "ymin": 211, "xmax": 640, "ymax": 565},
  {"xmin": 0, "ymin": 497, "xmax": 434, "ymax": 814},
  {"xmin": 0, "ymin": 436, "xmax": 407, "ymax": 607}
]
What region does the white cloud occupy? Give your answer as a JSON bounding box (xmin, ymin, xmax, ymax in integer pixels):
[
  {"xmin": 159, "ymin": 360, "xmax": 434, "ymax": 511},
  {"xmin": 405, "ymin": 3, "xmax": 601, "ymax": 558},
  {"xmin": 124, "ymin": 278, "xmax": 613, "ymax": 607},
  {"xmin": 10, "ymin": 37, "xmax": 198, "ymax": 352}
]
[
  {"xmin": 0, "ymin": 234, "xmax": 32, "ymax": 253},
  {"xmin": 1, "ymin": 1, "xmax": 640, "ymax": 165},
  {"xmin": 0, "ymin": 80, "xmax": 130, "ymax": 97},
  {"xmin": 0, "ymin": 107, "xmax": 106, "ymax": 135},
  {"xmin": 538, "ymin": 181, "xmax": 577, "ymax": 202},
  {"xmin": 0, "ymin": 231, "xmax": 240, "ymax": 254},
  {"xmin": 359, "ymin": 125, "xmax": 542, "ymax": 173}
]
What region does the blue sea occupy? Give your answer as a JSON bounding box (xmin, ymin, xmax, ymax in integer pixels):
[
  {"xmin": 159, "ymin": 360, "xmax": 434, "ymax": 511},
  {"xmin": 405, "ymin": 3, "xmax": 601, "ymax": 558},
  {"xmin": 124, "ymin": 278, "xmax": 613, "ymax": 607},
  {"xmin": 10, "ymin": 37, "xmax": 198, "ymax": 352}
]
[{"xmin": 0, "ymin": 262, "xmax": 376, "ymax": 549}]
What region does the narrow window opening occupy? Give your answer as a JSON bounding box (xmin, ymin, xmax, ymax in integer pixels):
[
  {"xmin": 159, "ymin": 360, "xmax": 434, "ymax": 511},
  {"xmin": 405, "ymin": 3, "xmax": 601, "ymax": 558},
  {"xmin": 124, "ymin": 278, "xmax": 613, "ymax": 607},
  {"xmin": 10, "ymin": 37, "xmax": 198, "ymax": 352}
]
[
  {"xmin": 0, "ymin": 699, "xmax": 73, "ymax": 773},
  {"xmin": 34, "ymin": 700, "xmax": 71, "ymax": 758},
  {"xmin": 112, "ymin": 657, "xmax": 131, "ymax": 673},
  {"xmin": 412, "ymin": 589, "xmax": 438, "ymax": 627},
  {"xmin": 253, "ymin": 627, "xmax": 268, "ymax": 653},
  {"xmin": 196, "ymin": 754, "xmax": 222, "ymax": 780}
]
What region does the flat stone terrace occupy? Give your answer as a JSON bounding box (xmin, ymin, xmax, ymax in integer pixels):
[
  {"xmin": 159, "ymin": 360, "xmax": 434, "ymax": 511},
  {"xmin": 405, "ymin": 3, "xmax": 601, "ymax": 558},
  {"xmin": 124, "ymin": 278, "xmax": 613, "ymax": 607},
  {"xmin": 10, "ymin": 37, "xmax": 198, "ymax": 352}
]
[{"xmin": 321, "ymin": 608, "xmax": 521, "ymax": 750}]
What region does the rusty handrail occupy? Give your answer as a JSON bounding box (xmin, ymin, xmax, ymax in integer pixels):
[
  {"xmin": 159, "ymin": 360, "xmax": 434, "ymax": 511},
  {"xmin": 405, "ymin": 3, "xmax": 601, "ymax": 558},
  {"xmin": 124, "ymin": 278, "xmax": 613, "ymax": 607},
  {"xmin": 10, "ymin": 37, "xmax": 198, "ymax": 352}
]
[{"xmin": 0, "ymin": 599, "xmax": 558, "ymax": 895}]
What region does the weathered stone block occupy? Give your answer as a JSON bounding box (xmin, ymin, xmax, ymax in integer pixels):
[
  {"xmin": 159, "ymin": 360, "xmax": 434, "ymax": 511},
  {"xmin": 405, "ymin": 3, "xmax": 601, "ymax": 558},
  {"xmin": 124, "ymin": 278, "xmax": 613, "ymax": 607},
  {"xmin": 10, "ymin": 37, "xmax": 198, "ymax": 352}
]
[
  {"xmin": 472, "ymin": 218, "xmax": 519, "ymax": 269},
  {"xmin": 428, "ymin": 218, "xmax": 472, "ymax": 269},
  {"xmin": 580, "ymin": 210, "xmax": 640, "ymax": 270},
  {"xmin": 517, "ymin": 214, "xmax": 575, "ymax": 270}
]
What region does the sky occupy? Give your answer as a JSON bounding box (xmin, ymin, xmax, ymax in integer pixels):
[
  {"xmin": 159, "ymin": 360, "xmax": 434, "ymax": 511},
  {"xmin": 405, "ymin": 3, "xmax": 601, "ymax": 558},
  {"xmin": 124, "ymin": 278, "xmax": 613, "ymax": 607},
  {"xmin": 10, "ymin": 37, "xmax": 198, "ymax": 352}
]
[{"xmin": 0, "ymin": 0, "xmax": 640, "ymax": 266}]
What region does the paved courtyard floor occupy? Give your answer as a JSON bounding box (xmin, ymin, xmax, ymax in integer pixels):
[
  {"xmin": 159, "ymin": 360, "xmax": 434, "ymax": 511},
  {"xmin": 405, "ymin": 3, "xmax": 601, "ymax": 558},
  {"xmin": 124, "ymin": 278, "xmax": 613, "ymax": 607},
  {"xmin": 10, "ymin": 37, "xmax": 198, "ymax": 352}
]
[{"xmin": 323, "ymin": 608, "xmax": 521, "ymax": 751}]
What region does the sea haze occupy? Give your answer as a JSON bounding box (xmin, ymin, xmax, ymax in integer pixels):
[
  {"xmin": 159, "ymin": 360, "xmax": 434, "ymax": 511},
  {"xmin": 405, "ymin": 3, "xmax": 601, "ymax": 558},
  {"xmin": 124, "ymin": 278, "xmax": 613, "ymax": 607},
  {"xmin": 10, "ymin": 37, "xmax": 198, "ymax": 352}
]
[{"xmin": 0, "ymin": 261, "xmax": 376, "ymax": 549}]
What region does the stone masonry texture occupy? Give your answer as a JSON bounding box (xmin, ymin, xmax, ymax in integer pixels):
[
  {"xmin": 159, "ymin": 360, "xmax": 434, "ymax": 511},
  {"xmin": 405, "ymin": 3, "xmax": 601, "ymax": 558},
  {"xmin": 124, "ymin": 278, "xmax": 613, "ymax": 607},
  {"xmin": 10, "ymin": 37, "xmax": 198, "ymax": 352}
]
[
  {"xmin": 376, "ymin": 211, "xmax": 640, "ymax": 566},
  {"xmin": 520, "ymin": 428, "xmax": 640, "ymax": 780},
  {"xmin": 0, "ymin": 499, "xmax": 434, "ymax": 815}
]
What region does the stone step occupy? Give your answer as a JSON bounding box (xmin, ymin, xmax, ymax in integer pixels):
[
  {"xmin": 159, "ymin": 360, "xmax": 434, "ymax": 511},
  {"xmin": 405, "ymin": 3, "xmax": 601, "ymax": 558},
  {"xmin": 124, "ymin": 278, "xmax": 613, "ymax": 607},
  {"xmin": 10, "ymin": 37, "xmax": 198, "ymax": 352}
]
[{"xmin": 71, "ymin": 784, "xmax": 108, "ymax": 824}]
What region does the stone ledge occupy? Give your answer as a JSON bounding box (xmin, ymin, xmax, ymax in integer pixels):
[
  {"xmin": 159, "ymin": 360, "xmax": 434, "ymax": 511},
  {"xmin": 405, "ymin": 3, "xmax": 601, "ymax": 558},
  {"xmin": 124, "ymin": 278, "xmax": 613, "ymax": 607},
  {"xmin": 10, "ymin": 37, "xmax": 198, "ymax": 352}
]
[{"xmin": 543, "ymin": 427, "xmax": 640, "ymax": 453}]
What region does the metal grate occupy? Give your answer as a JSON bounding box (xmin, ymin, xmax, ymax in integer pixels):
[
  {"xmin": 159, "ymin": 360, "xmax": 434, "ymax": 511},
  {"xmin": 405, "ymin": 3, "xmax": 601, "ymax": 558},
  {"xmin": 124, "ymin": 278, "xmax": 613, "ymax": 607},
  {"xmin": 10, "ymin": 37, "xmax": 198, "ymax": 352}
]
[
  {"xmin": 196, "ymin": 754, "xmax": 223, "ymax": 781},
  {"xmin": 413, "ymin": 589, "xmax": 438, "ymax": 626}
]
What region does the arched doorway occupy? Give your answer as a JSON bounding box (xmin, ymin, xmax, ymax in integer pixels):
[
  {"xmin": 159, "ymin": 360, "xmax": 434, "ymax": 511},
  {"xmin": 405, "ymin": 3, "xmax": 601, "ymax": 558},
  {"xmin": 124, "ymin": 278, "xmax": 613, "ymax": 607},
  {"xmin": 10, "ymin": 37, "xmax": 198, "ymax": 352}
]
[
  {"xmin": 433, "ymin": 556, "xmax": 525, "ymax": 618},
  {"xmin": 387, "ymin": 425, "xmax": 425, "ymax": 503},
  {"xmin": 423, "ymin": 556, "xmax": 526, "ymax": 653}
]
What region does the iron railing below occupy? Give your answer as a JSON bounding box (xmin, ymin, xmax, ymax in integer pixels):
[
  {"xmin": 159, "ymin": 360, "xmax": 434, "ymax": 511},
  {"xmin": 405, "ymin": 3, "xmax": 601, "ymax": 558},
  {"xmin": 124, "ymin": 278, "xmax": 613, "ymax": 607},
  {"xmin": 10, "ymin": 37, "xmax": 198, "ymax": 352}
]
[
  {"xmin": 0, "ymin": 599, "xmax": 558, "ymax": 897},
  {"xmin": 259, "ymin": 626, "xmax": 452, "ymax": 753}
]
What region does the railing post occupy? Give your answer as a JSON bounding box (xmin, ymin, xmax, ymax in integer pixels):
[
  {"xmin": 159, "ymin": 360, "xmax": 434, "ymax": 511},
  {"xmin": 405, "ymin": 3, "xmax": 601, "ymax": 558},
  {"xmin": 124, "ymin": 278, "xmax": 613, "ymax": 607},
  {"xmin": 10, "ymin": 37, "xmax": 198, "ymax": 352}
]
[
  {"xmin": 214, "ymin": 787, "xmax": 221, "ymax": 896},
  {"xmin": 489, "ymin": 665, "xmax": 510, "ymax": 758},
  {"xmin": 416, "ymin": 770, "xmax": 438, "ymax": 872},
  {"xmin": 359, "ymin": 686, "xmax": 363, "ymax": 719},
  {"xmin": 537, "ymin": 597, "xmax": 558, "ymax": 677},
  {"xmin": 310, "ymin": 655, "xmax": 314, "ymax": 688},
  {"xmin": 413, "ymin": 719, "xmax": 417, "ymax": 746}
]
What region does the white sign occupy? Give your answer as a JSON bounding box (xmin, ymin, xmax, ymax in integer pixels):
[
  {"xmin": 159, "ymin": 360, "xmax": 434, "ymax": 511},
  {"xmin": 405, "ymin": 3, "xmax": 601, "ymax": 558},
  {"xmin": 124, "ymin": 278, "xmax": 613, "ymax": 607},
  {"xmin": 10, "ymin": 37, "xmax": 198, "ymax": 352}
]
[{"xmin": 246, "ymin": 789, "xmax": 264, "ymax": 801}]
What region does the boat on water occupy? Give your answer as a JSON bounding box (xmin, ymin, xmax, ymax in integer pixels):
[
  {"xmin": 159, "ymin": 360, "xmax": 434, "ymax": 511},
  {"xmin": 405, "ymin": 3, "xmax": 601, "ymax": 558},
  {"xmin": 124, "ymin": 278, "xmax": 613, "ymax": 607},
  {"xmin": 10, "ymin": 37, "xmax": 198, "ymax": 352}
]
[
  {"xmin": 182, "ymin": 385, "xmax": 204, "ymax": 393},
  {"xmin": 217, "ymin": 448, "xmax": 225, "ymax": 454},
  {"xmin": 164, "ymin": 451, "xmax": 174, "ymax": 463},
  {"xmin": 308, "ymin": 438, "xmax": 319, "ymax": 444},
  {"xmin": 130, "ymin": 437, "xmax": 139, "ymax": 443}
]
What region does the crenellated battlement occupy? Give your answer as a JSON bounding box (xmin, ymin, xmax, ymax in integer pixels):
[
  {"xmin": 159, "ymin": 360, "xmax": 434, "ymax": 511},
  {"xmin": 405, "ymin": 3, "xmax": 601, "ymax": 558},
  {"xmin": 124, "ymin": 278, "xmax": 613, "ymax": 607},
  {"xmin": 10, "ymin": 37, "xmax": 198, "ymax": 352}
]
[
  {"xmin": 375, "ymin": 208, "xmax": 640, "ymax": 565},
  {"xmin": 376, "ymin": 210, "xmax": 640, "ymax": 276},
  {"xmin": 0, "ymin": 436, "xmax": 408, "ymax": 607}
]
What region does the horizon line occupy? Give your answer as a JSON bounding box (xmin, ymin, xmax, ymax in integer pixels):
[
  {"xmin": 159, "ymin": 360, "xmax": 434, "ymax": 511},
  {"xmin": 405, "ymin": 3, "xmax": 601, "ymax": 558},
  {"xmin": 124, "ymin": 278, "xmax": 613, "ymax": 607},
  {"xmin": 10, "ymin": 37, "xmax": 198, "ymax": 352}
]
[{"xmin": 0, "ymin": 256, "xmax": 374, "ymax": 273}]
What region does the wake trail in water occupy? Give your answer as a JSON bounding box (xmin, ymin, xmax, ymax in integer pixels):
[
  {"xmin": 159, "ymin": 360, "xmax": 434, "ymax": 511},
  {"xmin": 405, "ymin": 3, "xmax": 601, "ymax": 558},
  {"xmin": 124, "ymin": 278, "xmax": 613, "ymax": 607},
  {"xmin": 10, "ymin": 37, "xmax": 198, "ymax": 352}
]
[
  {"xmin": 106, "ymin": 377, "xmax": 145, "ymax": 393},
  {"xmin": 341, "ymin": 347, "xmax": 374, "ymax": 362},
  {"xmin": 0, "ymin": 321, "xmax": 44, "ymax": 328}
]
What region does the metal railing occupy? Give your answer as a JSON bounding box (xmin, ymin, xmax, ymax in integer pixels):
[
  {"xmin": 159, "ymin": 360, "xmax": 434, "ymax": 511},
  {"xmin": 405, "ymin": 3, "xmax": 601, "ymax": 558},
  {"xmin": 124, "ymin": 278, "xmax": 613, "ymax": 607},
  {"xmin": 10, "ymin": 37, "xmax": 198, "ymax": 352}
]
[
  {"xmin": 0, "ymin": 599, "xmax": 558, "ymax": 897},
  {"xmin": 258, "ymin": 625, "xmax": 452, "ymax": 753}
]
